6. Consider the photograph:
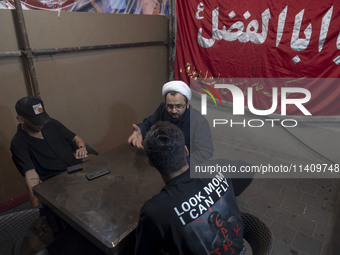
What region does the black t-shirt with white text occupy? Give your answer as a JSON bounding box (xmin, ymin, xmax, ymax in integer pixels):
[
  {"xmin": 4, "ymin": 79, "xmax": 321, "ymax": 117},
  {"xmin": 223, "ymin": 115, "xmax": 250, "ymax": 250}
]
[{"xmin": 135, "ymin": 170, "xmax": 245, "ymax": 255}]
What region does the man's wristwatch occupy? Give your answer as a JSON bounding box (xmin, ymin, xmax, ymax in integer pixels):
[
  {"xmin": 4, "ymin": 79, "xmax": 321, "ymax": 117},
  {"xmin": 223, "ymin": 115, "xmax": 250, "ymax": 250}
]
[{"xmin": 79, "ymin": 145, "xmax": 86, "ymax": 149}]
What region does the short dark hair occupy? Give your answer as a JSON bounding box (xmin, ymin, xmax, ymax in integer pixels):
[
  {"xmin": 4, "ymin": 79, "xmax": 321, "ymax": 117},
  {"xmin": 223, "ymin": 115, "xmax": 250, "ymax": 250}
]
[
  {"xmin": 164, "ymin": 91, "xmax": 188, "ymax": 104},
  {"xmin": 144, "ymin": 121, "xmax": 187, "ymax": 174}
]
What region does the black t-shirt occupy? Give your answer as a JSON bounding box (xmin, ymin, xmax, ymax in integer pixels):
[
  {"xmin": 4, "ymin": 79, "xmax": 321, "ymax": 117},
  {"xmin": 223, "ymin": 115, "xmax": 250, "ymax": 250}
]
[
  {"xmin": 135, "ymin": 170, "xmax": 245, "ymax": 255},
  {"xmin": 10, "ymin": 119, "xmax": 81, "ymax": 181}
]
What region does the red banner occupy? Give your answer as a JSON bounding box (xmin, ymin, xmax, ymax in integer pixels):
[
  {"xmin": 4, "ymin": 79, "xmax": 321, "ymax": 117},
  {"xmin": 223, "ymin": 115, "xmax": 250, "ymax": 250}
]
[{"xmin": 174, "ymin": 0, "xmax": 340, "ymax": 115}]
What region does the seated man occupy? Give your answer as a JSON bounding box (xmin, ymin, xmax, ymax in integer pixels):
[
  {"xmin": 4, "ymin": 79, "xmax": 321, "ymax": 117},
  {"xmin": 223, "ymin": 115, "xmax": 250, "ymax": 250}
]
[
  {"xmin": 10, "ymin": 96, "xmax": 88, "ymax": 208},
  {"xmin": 135, "ymin": 121, "xmax": 246, "ymax": 255},
  {"xmin": 128, "ymin": 80, "xmax": 213, "ymax": 165}
]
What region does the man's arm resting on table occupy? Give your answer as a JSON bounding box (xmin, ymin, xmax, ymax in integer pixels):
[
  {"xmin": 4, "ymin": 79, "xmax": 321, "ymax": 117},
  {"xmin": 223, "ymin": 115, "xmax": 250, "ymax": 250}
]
[
  {"xmin": 25, "ymin": 169, "xmax": 41, "ymax": 208},
  {"xmin": 72, "ymin": 135, "xmax": 88, "ymax": 159}
]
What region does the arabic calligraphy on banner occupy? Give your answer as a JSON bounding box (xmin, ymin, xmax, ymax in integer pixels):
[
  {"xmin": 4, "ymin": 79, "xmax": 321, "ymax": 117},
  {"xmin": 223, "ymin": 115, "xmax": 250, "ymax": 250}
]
[
  {"xmin": 0, "ymin": 0, "xmax": 169, "ymax": 15},
  {"xmin": 174, "ymin": 0, "xmax": 340, "ymax": 115}
]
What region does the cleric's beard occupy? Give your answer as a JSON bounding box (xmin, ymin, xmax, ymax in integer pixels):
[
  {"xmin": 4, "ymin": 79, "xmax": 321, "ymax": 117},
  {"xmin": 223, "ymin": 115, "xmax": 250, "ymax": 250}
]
[{"xmin": 168, "ymin": 107, "xmax": 187, "ymax": 124}]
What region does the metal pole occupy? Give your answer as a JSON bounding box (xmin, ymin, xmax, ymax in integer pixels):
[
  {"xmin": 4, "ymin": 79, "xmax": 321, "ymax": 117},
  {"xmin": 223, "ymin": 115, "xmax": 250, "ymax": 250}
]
[
  {"xmin": 12, "ymin": 0, "xmax": 40, "ymax": 97},
  {"xmin": 0, "ymin": 51, "xmax": 22, "ymax": 58},
  {"xmin": 168, "ymin": 0, "xmax": 176, "ymax": 81},
  {"xmin": 32, "ymin": 41, "xmax": 168, "ymax": 56},
  {"xmin": 0, "ymin": 41, "xmax": 167, "ymax": 58}
]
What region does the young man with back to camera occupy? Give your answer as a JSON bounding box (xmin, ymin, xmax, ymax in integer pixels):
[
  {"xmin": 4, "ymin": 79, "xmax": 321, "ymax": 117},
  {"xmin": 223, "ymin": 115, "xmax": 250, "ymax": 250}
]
[{"xmin": 135, "ymin": 121, "xmax": 246, "ymax": 255}]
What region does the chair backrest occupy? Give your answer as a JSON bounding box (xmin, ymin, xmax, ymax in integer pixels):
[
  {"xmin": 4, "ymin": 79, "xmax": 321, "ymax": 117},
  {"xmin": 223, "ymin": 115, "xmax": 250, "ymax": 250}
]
[
  {"xmin": 241, "ymin": 212, "xmax": 273, "ymax": 255},
  {"xmin": 86, "ymin": 144, "xmax": 100, "ymax": 156},
  {"xmin": 0, "ymin": 209, "xmax": 40, "ymax": 252}
]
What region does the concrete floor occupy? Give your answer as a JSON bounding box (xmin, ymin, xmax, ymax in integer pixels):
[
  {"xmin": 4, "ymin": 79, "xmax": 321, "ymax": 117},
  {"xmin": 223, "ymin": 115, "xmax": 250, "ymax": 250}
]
[
  {"xmin": 190, "ymin": 94, "xmax": 340, "ymax": 254},
  {"xmin": 209, "ymin": 123, "xmax": 340, "ymax": 254},
  {"xmin": 237, "ymin": 178, "xmax": 340, "ymax": 255},
  {"xmin": 209, "ymin": 127, "xmax": 340, "ymax": 254}
]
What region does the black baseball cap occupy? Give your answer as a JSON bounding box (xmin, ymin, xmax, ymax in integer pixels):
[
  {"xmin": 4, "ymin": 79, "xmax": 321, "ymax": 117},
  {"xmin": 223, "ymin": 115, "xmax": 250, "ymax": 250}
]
[{"xmin": 15, "ymin": 96, "xmax": 51, "ymax": 126}]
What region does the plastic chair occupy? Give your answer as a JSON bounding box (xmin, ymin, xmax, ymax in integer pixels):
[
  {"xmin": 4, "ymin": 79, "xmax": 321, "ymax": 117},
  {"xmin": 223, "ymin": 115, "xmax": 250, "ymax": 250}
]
[
  {"xmin": 241, "ymin": 212, "xmax": 273, "ymax": 255},
  {"xmin": 0, "ymin": 208, "xmax": 103, "ymax": 255},
  {"xmin": 0, "ymin": 209, "xmax": 40, "ymax": 253},
  {"xmin": 85, "ymin": 144, "xmax": 100, "ymax": 156}
]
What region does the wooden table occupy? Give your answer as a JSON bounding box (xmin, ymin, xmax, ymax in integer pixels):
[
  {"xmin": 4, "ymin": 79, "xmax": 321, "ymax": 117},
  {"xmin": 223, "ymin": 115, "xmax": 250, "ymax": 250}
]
[{"xmin": 33, "ymin": 144, "xmax": 164, "ymax": 254}]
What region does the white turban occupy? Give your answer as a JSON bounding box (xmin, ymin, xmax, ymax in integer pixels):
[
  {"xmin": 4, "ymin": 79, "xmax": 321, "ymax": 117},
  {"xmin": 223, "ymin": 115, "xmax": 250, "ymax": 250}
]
[{"xmin": 162, "ymin": 80, "xmax": 192, "ymax": 101}]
